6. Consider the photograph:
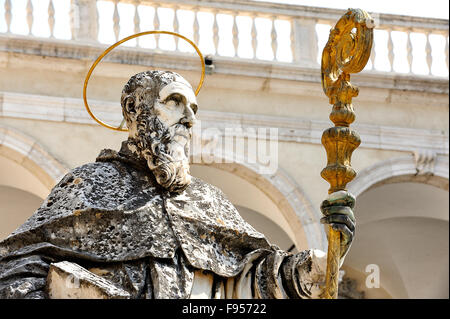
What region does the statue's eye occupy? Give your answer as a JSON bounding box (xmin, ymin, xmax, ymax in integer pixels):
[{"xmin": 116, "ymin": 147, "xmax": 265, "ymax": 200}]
[
  {"xmin": 165, "ymin": 99, "xmax": 177, "ymax": 108},
  {"xmin": 166, "ymin": 93, "xmax": 183, "ymax": 106}
]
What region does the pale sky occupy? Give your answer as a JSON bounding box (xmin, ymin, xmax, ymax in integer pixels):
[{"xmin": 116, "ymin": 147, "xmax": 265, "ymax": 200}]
[{"xmin": 253, "ymin": 0, "xmax": 449, "ymax": 19}]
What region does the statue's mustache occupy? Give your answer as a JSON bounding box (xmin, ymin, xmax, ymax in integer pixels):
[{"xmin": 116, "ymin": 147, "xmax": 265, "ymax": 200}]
[
  {"xmin": 169, "ymin": 123, "xmax": 192, "ymax": 139},
  {"xmin": 136, "ymin": 114, "xmax": 190, "ymax": 146}
]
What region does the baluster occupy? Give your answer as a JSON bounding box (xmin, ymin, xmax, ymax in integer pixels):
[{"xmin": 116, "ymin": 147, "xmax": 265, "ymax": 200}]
[
  {"xmin": 445, "ymin": 33, "xmax": 449, "ymax": 70},
  {"xmin": 312, "ymin": 21, "xmax": 319, "ymax": 63},
  {"xmin": 251, "ymin": 14, "xmax": 257, "ymax": 59},
  {"xmin": 370, "ymin": 35, "xmax": 376, "ymax": 70},
  {"xmin": 27, "ymin": 0, "xmax": 33, "ymax": 35},
  {"xmin": 212, "ymin": 10, "xmax": 219, "ymax": 55},
  {"xmin": 271, "ymin": 16, "xmax": 277, "ymax": 60},
  {"xmin": 387, "ymin": 29, "xmax": 394, "ymax": 71},
  {"xmin": 425, "ymin": 31, "xmax": 432, "ymax": 75},
  {"xmin": 134, "ymin": 1, "xmax": 140, "ymax": 46},
  {"xmin": 113, "ymin": 0, "xmax": 120, "ymax": 41},
  {"xmin": 70, "ymin": 0, "xmax": 77, "ymax": 40},
  {"xmin": 93, "ymin": 0, "xmax": 99, "ymax": 42},
  {"xmin": 193, "ymin": 8, "xmax": 199, "ymax": 46},
  {"xmin": 153, "ymin": 4, "xmax": 160, "ymax": 47},
  {"xmin": 232, "ymin": 12, "xmax": 239, "ymax": 57},
  {"xmin": 173, "ymin": 5, "xmax": 179, "ymax": 50},
  {"xmin": 290, "ymin": 19, "xmax": 295, "ymax": 62},
  {"xmin": 406, "ymin": 29, "xmax": 413, "ymax": 73},
  {"xmin": 48, "ymin": 0, "xmax": 55, "ymax": 38},
  {"xmin": 4, "ymin": 0, "xmax": 11, "ymax": 33}
]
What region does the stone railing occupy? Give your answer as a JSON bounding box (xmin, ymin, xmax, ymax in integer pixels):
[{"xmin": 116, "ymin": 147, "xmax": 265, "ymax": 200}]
[{"xmin": 1, "ymin": 0, "xmax": 448, "ymax": 79}]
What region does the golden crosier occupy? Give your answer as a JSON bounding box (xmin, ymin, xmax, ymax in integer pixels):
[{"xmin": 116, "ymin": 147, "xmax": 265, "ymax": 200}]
[{"xmin": 320, "ymin": 8, "xmax": 374, "ymax": 299}]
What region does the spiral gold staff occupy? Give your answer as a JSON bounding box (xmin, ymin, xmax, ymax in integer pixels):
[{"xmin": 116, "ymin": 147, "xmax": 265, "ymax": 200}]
[
  {"xmin": 83, "ymin": 31, "xmax": 206, "ymax": 132},
  {"xmin": 320, "ymin": 9, "xmax": 374, "ymax": 299}
]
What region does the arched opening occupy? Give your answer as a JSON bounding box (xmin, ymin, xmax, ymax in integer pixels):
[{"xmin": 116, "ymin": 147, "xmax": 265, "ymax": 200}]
[
  {"xmin": 0, "ymin": 185, "xmax": 43, "ymax": 240},
  {"xmin": 343, "ymin": 181, "xmax": 448, "ymax": 299},
  {"xmin": 0, "ymin": 126, "xmax": 68, "ymax": 240},
  {"xmin": 0, "ymin": 154, "xmax": 50, "ymax": 199},
  {"xmin": 0, "ymin": 156, "xmax": 48, "ymax": 240}
]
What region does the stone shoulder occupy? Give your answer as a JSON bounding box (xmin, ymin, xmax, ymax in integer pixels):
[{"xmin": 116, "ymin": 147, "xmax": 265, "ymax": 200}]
[{"xmin": 9, "ymin": 161, "xmax": 142, "ymax": 238}]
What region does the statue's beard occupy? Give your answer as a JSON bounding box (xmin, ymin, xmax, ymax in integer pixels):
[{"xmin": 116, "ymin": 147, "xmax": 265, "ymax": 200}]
[{"xmin": 132, "ymin": 114, "xmax": 192, "ymax": 193}]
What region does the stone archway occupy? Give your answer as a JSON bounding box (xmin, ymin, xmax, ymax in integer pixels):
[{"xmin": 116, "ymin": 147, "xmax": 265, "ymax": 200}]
[
  {"xmin": 0, "ymin": 126, "xmax": 69, "ymax": 239},
  {"xmin": 348, "ymin": 153, "xmax": 449, "ymax": 197},
  {"xmin": 0, "ymin": 125, "xmax": 68, "ymax": 193}
]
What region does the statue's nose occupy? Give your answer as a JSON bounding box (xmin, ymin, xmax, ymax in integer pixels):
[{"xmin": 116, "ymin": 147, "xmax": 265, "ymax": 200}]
[{"xmin": 180, "ymin": 103, "xmax": 197, "ymax": 128}]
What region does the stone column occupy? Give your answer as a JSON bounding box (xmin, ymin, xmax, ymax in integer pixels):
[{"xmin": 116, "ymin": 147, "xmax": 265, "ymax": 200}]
[
  {"xmin": 292, "ymin": 18, "xmax": 318, "ymax": 67},
  {"xmin": 70, "ymin": 0, "xmax": 98, "ymax": 42}
]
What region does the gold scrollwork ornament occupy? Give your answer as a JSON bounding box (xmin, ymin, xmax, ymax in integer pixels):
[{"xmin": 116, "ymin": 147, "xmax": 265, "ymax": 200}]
[{"xmin": 322, "ymin": 9, "xmax": 374, "ymax": 108}]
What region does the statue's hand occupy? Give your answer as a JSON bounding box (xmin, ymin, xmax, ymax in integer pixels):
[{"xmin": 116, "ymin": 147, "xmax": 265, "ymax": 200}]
[{"xmin": 320, "ymin": 190, "xmax": 356, "ymax": 260}]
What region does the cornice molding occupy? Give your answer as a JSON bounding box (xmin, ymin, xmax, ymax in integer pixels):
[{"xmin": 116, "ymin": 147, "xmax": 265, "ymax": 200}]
[
  {"xmin": 1, "ymin": 91, "xmax": 448, "ymax": 155},
  {"xmin": 0, "ymin": 35, "xmax": 448, "ymax": 96}
]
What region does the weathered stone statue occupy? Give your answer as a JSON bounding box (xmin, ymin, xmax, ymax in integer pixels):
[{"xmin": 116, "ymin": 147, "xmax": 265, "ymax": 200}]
[{"xmin": 0, "ymin": 71, "xmax": 355, "ymax": 299}]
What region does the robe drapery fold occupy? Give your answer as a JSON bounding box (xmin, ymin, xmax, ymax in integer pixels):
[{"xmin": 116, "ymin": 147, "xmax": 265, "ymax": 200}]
[{"xmin": 0, "ymin": 247, "xmax": 327, "ymax": 299}]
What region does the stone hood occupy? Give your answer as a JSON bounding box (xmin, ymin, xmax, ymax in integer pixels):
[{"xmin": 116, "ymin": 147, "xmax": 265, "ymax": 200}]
[{"xmin": 0, "ymin": 149, "xmax": 272, "ymax": 277}]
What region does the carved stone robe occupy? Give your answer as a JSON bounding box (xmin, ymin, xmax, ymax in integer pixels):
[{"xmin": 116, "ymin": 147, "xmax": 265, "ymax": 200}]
[{"xmin": 0, "ymin": 148, "xmax": 326, "ymax": 299}]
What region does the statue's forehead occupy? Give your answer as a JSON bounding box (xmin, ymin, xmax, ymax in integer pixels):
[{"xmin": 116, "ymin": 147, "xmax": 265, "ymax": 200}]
[{"xmin": 159, "ymin": 81, "xmax": 197, "ymax": 104}]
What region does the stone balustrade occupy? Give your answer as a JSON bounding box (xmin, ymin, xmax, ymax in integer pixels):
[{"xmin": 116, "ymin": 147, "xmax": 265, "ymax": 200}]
[{"xmin": 1, "ymin": 0, "xmax": 448, "ymax": 78}]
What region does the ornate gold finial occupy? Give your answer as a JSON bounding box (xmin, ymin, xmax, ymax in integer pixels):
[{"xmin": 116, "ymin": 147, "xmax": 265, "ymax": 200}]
[
  {"xmin": 83, "ymin": 31, "xmax": 206, "ymax": 132},
  {"xmin": 321, "ymin": 8, "xmax": 373, "ymax": 193},
  {"xmin": 320, "ymin": 8, "xmax": 374, "ymax": 299}
]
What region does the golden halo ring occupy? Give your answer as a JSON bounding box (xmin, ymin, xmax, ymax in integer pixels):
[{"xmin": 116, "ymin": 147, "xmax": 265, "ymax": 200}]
[{"xmin": 83, "ymin": 31, "xmax": 206, "ymax": 132}]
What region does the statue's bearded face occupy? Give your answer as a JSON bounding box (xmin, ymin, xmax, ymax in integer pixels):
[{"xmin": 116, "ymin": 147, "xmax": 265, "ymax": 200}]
[{"xmin": 122, "ymin": 72, "xmax": 198, "ymax": 193}]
